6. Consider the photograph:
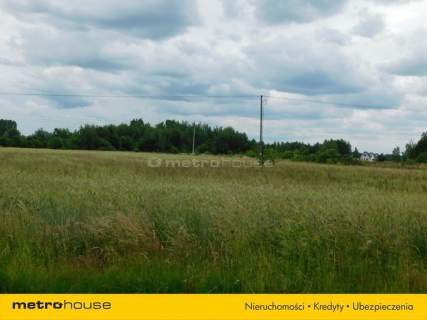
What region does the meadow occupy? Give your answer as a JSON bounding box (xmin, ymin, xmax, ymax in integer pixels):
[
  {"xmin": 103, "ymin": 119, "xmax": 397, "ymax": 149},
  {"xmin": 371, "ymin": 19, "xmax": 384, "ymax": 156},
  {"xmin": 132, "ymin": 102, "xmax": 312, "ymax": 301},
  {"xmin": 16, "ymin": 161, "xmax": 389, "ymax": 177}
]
[{"xmin": 0, "ymin": 148, "xmax": 426, "ymax": 293}]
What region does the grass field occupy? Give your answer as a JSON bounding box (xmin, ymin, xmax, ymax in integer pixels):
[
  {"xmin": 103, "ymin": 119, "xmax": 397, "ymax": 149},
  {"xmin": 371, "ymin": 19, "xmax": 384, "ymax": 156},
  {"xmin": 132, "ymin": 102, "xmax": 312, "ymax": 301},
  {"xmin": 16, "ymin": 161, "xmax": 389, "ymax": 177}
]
[{"xmin": 0, "ymin": 148, "xmax": 426, "ymax": 293}]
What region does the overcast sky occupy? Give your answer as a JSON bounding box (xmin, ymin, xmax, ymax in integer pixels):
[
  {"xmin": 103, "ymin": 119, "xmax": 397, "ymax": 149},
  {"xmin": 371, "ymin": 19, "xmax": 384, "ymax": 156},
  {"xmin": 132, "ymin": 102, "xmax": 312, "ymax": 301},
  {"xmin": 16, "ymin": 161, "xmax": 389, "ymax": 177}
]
[{"xmin": 1, "ymin": 0, "xmax": 427, "ymax": 152}]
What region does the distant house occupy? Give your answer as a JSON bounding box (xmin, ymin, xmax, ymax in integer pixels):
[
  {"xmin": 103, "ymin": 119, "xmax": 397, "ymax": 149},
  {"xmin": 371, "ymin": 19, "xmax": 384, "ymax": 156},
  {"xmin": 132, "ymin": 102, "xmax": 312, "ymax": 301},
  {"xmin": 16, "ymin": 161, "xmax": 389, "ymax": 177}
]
[{"xmin": 361, "ymin": 152, "xmax": 377, "ymax": 162}]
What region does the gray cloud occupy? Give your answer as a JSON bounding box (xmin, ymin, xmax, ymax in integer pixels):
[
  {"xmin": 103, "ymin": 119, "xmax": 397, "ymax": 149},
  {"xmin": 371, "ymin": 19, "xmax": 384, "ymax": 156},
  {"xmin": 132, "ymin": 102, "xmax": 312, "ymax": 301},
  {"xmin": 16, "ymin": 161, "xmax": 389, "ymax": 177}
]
[
  {"xmin": 247, "ymin": 0, "xmax": 414, "ymax": 26},
  {"xmin": 220, "ymin": 0, "xmax": 249, "ymax": 18},
  {"xmin": 0, "ymin": 57, "xmax": 20, "ymax": 66},
  {"xmin": 245, "ymin": 35, "xmax": 366, "ymax": 96},
  {"xmin": 29, "ymin": 69, "xmax": 93, "ymax": 108},
  {"xmin": 386, "ymin": 58, "xmax": 427, "ymax": 76},
  {"xmin": 243, "ymin": 31, "xmax": 403, "ymax": 109},
  {"xmin": 383, "ymin": 30, "xmax": 427, "ymax": 76},
  {"xmin": 328, "ymin": 87, "xmax": 403, "ymax": 109},
  {"xmin": 0, "ymin": 0, "xmax": 199, "ymax": 39},
  {"xmin": 252, "ymin": 0, "xmax": 348, "ymax": 24},
  {"xmin": 369, "ymin": 0, "xmax": 420, "ymax": 3},
  {"xmin": 45, "ymin": 95, "xmax": 91, "ymax": 109},
  {"xmin": 352, "ymin": 10, "xmax": 384, "ymax": 38},
  {"xmin": 16, "ymin": 30, "xmax": 129, "ymax": 72},
  {"xmin": 316, "ymin": 28, "xmax": 349, "ymax": 46},
  {"xmin": 0, "ymin": 0, "xmax": 426, "ymax": 153},
  {"xmin": 274, "ymin": 70, "xmax": 362, "ymax": 95}
]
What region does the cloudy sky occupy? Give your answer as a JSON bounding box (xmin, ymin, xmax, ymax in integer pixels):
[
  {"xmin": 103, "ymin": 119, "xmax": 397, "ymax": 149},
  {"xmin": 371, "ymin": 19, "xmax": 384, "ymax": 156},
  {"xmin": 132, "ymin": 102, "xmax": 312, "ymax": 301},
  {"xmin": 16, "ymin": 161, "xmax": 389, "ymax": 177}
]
[{"xmin": 1, "ymin": 0, "xmax": 427, "ymax": 152}]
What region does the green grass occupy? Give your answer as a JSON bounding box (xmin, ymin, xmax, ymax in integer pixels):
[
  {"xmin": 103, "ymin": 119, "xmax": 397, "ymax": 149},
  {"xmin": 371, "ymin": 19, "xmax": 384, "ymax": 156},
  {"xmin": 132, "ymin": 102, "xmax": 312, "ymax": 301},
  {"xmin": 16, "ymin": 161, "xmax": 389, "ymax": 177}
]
[{"xmin": 0, "ymin": 148, "xmax": 426, "ymax": 293}]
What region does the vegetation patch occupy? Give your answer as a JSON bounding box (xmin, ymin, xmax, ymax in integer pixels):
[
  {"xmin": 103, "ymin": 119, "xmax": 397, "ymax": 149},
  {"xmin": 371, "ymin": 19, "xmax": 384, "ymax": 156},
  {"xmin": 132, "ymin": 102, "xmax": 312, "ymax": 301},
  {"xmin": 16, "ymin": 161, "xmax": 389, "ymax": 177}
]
[{"xmin": 0, "ymin": 148, "xmax": 426, "ymax": 293}]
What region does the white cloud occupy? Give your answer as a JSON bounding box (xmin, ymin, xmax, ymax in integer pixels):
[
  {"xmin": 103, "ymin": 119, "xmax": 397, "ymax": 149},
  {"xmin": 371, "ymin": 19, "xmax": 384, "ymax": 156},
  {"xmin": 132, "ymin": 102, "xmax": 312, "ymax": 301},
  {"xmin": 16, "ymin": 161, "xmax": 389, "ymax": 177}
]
[
  {"xmin": 352, "ymin": 9, "xmax": 385, "ymax": 38},
  {"xmin": 0, "ymin": 0, "xmax": 426, "ymax": 152},
  {"xmin": 383, "ymin": 30, "xmax": 427, "ymax": 76}
]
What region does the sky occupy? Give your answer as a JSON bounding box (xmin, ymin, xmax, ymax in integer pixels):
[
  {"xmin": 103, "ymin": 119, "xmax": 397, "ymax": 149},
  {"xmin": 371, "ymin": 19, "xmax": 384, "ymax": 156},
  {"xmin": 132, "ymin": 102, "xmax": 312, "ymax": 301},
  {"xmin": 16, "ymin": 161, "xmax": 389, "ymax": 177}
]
[{"xmin": 0, "ymin": 0, "xmax": 427, "ymax": 153}]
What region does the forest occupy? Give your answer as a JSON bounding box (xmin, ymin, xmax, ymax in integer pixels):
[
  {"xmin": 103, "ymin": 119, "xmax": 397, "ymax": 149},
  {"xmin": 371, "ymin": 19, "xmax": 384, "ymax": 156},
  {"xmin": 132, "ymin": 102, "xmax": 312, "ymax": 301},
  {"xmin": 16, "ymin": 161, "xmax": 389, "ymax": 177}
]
[{"xmin": 1, "ymin": 118, "xmax": 426, "ymax": 164}]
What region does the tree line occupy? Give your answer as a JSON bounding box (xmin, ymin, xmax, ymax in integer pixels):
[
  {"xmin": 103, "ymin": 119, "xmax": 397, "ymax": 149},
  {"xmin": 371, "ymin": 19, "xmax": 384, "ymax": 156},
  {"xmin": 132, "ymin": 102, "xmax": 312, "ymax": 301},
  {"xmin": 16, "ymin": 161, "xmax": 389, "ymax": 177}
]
[
  {"xmin": 262, "ymin": 139, "xmax": 359, "ymax": 164},
  {"xmin": 1, "ymin": 118, "xmax": 426, "ymax": 164},
  {"xmin": 263, "ymin": 134, "xmax": 427, "ymax": 164},
  {"xmin": 0, "ymin": 119, "xmax": 253, "ymax": 155}
]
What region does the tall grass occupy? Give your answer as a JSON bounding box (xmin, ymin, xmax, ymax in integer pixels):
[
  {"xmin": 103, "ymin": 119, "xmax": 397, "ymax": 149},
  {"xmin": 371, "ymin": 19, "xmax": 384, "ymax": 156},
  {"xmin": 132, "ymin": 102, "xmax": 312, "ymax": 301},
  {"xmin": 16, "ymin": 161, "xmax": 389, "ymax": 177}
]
[{"xmin": 0, "ymin": 148, "xmax": 426, "ymax": 293}]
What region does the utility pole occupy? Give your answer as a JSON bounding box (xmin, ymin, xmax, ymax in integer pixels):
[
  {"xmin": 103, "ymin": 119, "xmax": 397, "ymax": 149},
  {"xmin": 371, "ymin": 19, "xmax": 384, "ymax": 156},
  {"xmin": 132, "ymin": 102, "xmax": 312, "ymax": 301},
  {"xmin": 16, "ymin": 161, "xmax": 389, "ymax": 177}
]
[
  {"xmin": 192, "ymin": 122, "xmax": 196, "ymax": 155},
  {"xmin": 259, "ymin": 95, "xmax": 264, "ymax": 167}
]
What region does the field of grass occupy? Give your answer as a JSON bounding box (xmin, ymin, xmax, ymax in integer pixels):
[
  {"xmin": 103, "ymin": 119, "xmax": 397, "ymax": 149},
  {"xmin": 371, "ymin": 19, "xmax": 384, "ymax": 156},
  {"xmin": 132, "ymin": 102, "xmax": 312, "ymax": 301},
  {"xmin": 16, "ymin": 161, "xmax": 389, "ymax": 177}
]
[{"xmin": 0, "ymin": 147, "xmax": 426, "ymax": 293}]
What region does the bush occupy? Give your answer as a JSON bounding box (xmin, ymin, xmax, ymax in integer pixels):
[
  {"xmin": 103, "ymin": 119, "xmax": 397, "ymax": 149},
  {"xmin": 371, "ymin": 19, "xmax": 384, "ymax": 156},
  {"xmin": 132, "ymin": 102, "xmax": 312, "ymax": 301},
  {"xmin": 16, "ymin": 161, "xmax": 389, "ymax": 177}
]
[
  {"xmin": 0, "ymin": 136, "xmax": 11, "ymax": 147},
  {"xmin": 244, "ymin": 149, "xmax": 257, "ymax": 158},
  {"xmin": 280, "ymin": 151, "xmax": 294, "ymax": 160},
  {"xmin": 264, "ymin": 148, "xmax": 279, "ymax": 162},
  {"xmin": 416, "ymin": 152, "xmax": 427, "ymax": 163},
  {"xmin": 96, "ymin": 138, "xmax": 116, "ymax": 151},
  {"xmin": 48, "ymin": 137, "xmax": 64, "ymax": 149}
]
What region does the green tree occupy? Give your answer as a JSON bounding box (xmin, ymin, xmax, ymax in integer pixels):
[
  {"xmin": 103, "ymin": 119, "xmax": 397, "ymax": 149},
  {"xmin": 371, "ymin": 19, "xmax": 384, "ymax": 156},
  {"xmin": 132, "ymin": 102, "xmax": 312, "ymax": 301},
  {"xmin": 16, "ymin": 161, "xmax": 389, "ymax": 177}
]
[
  {"xmin": 0, "ymin": 119, "xmax": 20, "ymax": 146},
  {"xmin": 353, "ymin": 147, "xmax": 361, "ymax": 159},
  {"xmin": 413, "ymin": 132, "xmax": 427, "ymax": 159},
  {"xmin": 0, "ymin": 119, "xmax": 19, "ymax": 136},
  {"xmin": 391, "ymin": 146, "xmax": 401, "ymax": 162},
  {"xmin": 404, "ymin": 140, "xmax": 416, "ymax": 159}
]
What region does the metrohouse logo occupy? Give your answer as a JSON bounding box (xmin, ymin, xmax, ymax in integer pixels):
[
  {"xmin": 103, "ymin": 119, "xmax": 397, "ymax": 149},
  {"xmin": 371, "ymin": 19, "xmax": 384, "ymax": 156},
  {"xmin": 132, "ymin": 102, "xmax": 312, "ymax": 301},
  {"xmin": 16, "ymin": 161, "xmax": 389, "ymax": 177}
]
[{"xmin": 11, "ymin": 300, "xmax": 112, "ymax": 310}]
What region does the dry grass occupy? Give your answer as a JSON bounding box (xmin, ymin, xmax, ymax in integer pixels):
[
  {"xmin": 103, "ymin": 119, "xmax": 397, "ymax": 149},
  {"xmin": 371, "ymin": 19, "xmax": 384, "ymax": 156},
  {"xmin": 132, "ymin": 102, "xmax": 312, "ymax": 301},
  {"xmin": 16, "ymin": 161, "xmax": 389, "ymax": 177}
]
[{"xmin": 0, "ymin": 148, "xmax": 426, "ymax": 293}]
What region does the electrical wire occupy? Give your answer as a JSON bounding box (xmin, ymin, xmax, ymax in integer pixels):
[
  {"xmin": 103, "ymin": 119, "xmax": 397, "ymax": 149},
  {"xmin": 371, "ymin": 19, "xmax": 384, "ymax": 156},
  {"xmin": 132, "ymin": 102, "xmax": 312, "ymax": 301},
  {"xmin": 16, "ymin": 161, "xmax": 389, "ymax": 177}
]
[{"xmin": 0, "ymin": 91, "xmax": 392, "ymax": 109}]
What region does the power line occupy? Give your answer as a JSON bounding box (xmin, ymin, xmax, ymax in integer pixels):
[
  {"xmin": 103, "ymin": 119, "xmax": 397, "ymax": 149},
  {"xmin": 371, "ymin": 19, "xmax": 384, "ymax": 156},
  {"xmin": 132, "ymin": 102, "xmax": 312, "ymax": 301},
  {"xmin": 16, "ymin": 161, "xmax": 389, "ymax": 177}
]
[
  {"xmin": 264, "ymin": 96, "xmax": 391, "ymax": 110},
  {"xmin": 0, "ymin": 91, "xmax": 392, "ymax": 109},
  {"xmin": 0, "ymin": 92, "xmax": 257, "ymax": 99}
]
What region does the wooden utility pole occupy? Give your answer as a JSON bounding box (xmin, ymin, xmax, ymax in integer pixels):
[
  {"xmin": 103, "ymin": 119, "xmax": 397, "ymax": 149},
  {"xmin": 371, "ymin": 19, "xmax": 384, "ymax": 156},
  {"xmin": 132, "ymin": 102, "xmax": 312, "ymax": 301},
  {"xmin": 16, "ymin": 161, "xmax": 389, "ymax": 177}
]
[
  {"xmin": 192, "ymin": 122, "xmax": 196, "ymax": 155},
  {"xmin": 259, "ymin": 95, "xmax": 264, "ymax": 167}
]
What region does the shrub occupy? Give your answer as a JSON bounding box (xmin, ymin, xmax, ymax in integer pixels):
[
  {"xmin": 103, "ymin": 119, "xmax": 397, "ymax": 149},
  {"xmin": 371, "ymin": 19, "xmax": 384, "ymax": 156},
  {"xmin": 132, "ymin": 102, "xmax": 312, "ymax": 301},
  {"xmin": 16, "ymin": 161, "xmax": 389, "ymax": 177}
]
[{"xmin": 416, "ymin": 151, "xmax": 427, "ymax": 163}]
